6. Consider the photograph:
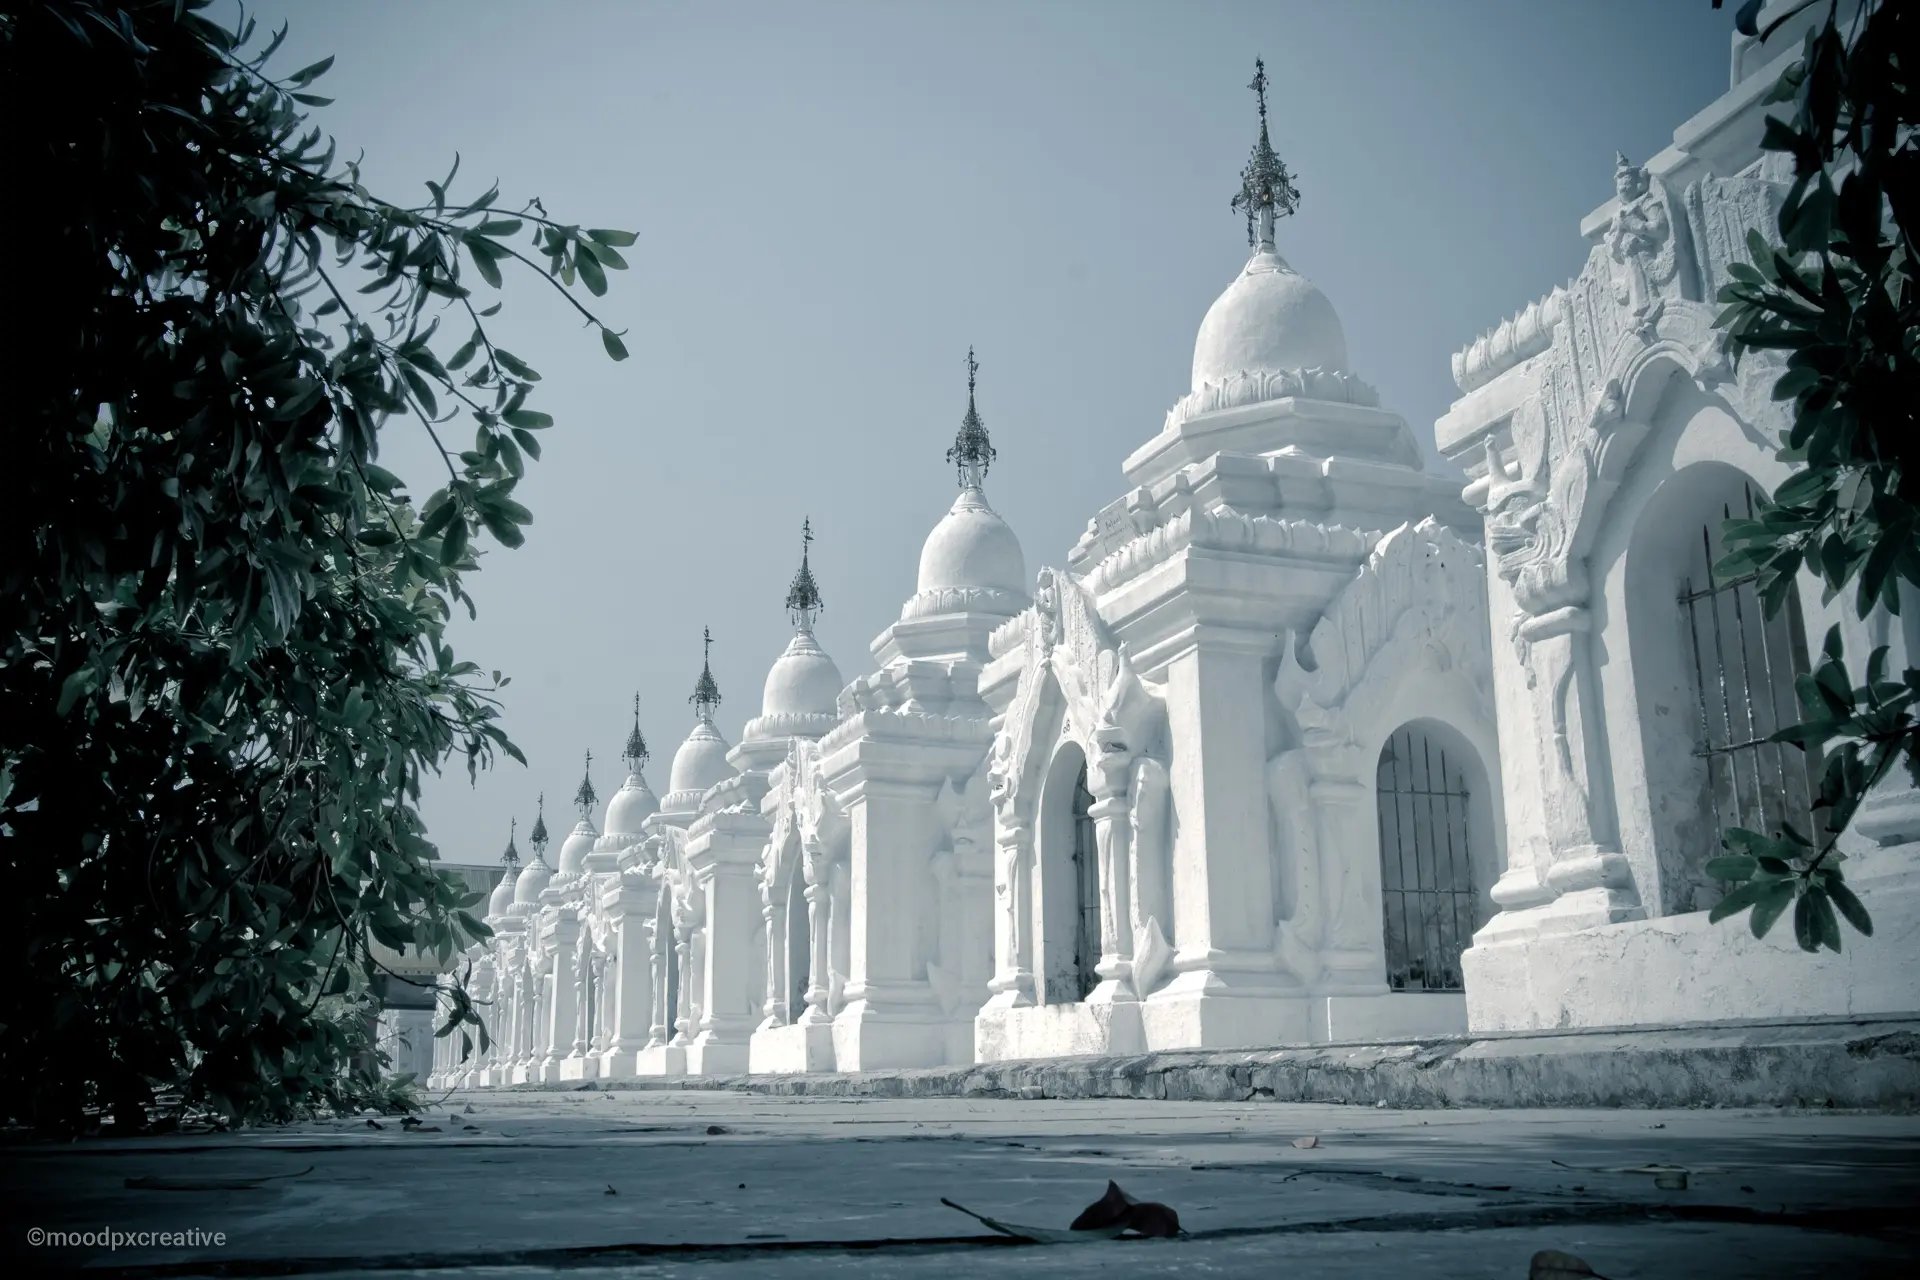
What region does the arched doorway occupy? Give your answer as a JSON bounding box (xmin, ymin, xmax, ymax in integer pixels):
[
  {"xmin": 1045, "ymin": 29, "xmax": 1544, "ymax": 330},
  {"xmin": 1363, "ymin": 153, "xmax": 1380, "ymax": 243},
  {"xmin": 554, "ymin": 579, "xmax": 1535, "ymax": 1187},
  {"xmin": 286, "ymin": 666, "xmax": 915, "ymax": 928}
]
[
  {"xmin": 1375, "ymin": 722, "xmax": 1485, "ymax": 993},
  {"xmin": 1627, "ymin": 462, "xmax": 1817, "ymax": 913},
  {"xmin": 1675, "ymin": 489, "xmax": 1816, "ymax": 853},
  {"xmin": 1038, "ymin": 743, "xmax": 1100, "ymax": 1003}
]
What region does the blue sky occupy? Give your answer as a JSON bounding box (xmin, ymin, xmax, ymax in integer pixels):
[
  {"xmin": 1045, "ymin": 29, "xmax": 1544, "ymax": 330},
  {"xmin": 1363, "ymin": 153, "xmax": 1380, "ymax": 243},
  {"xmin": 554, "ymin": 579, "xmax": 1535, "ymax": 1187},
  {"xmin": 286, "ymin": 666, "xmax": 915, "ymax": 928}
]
[{"xmin": 248, "ymin": 0, "xmax": 1742, "ymax": 868}]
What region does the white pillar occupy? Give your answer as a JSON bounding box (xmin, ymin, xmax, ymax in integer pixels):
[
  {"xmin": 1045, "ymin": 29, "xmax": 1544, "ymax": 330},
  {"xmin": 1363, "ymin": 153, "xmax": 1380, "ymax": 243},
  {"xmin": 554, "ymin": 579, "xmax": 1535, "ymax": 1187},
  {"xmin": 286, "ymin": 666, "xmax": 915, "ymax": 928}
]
[
  {"xmin": 1145, "ymin": 638, "xmax": 1304, "ymax": 1048},
  {"xmin": 539, "ymin": 917, "xmax": 579, "ymax": 1082}
]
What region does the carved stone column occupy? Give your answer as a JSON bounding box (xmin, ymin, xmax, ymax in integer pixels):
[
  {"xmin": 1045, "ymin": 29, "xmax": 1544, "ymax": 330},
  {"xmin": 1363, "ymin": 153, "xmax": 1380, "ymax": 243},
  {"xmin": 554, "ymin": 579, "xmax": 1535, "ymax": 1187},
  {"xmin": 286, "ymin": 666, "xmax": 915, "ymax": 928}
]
[
  {"xmin": 568, "ymin": 944, "xmax": 593, "ymax": 1063},
  {"xmin": 643, "ymin": 919, "xmax": 666, "ymax": 1049},
  {"xmin": 984, "ymin": 815, "xmax": 1034, "ymax": 1006},
  {"xmin": 538, "ymin": 916, "xmax": 579, "ymax": 1082},
  {"xmin": 686, "ymin": 814, "xmax": 763, "ymax": 1075},
  {"xmin": 799, "ymin": 839, "xmax": 833, "ymax": 1026},
  {"xmin": 1303, "ymin": 766, "xmax": 1385, "ymax": 992},
  {"xmin": 670, "ymin": 928, "xmax": 693, "ymax": 1047},
  {"xmin": 828, "ymin": 855, "xmax": 852, "ymax": 1018},
  {"xmin": 951, "ymin": 835, "xmax": 996, "ymax": 1021},
  {"xmin": 758, "ymin": 880, "xmax": 785, "ymax": 1030},
  {"xmin": 599, "ymin": 892, "xmax": 651, "ymax": 1078},
  {"xmin": 1086, "ymin": 726, "xmax": 1137, "ymax": 1002},
  {"xmin": 1516, "ymin": 606, "xmax": 1643, "ymax": 930}
]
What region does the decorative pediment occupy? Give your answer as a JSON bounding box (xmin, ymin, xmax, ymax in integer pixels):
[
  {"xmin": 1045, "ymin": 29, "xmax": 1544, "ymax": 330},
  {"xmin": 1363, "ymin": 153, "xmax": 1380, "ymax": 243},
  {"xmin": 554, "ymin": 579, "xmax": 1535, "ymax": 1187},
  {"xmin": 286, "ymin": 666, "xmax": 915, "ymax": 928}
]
[
  {"xmin": 1275, "ymin": 518, "xmax": 1493, "ymax": 742},
  {"xmin": 1465, "ymin": 158, "xmax": 1791, "ymax": 617},
  {"xmin": 990, "ymin": 567, "xmax": 1160, "ymax": 826}
]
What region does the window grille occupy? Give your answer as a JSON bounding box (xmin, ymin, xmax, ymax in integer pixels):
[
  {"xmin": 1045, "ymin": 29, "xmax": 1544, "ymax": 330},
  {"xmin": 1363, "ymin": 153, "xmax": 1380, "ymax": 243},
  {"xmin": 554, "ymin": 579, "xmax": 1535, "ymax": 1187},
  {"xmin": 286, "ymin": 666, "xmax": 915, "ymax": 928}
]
[
  {"xmin": 1376, "ymin": 726, "xmax": 1476, "ymax": 993},
  {"xmin": 1678, "ymin": 493, "xmax": 1818, "ymax": 869}
]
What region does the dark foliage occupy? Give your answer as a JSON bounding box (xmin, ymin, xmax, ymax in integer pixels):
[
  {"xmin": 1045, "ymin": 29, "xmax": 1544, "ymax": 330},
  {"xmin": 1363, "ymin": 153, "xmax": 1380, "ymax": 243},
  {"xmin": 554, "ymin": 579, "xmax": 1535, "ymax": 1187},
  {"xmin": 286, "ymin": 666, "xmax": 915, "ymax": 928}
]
[{"xmin": 0, "ymin": 0, "xmax": 631, "ymax": 1129}]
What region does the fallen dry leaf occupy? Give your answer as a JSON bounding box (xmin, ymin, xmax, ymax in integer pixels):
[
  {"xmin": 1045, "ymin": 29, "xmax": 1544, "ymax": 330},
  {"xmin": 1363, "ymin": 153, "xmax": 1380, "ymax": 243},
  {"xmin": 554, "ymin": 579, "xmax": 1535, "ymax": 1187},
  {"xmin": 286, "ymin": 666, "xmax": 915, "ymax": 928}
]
[
  {"xmin": 1529, "ymin": 1248, "xmax": 1608, "ymax": 1279},
  {"xmin": 943, "ymin": 1197, "xmax": 1120, "ymax": 1244},
  {"xmin": 1068, "ymin": 1180, "xmax": 1136, "ymax": 1231},
  {"xmin": 946, "ymin": 1181, "xmax": 1183, "ymax": 1244},
  {"xmin": 1291, "ymin": 1135, "xmax": 1319, "ymax": 1149}
]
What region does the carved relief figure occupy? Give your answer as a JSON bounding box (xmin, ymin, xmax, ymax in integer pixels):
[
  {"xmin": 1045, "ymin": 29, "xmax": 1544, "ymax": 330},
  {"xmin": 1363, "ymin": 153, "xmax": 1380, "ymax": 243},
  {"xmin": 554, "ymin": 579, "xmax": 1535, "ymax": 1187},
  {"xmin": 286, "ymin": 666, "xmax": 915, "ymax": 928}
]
[{"xmin": 1606, "ymin": 152, "xmax": 1677, "ymax": 330}]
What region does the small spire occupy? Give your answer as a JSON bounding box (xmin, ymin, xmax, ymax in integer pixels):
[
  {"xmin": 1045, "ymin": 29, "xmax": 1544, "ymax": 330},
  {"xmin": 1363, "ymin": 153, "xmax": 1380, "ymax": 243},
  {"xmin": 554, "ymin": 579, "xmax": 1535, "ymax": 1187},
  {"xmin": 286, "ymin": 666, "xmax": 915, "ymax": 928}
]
[
  {"xmin": 944, "ymin": 346, "xmax": 996, "ymax": 488},
  {"xmin": 500, "ymin": 817, "xmax": 521, "ymax": 871},
  {"xmin": 785, "ymin": 518, "xmax": 824, "ymax": 630},
  {"xmin": 529, "ymin": 793, "xmax": 550, "ymax": 861},
  {"xmin": 690, "ymin": 626, "xmax": 722, "ymax": 721},
  {"xmin": 1229, "ymin": 57, "xmax": 1300, "ymax": 248},
  {"xmin": 623, "ymin": 693, "xmax": 650, "ymax": 773},
  {"xmin": 573, "ymin": 750, "xmax": 597, "ymax": 818}
]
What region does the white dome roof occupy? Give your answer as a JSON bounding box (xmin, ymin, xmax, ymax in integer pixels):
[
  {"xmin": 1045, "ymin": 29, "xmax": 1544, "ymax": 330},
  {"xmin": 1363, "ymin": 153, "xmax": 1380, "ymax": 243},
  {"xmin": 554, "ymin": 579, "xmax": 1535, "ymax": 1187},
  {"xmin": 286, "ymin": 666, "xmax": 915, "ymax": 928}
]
[
  {"xmin": 487, "ymin": 869, "xmax": 515, "ymax": 919},
  {"xmin": 916, "ymin": 486, "xmax": 1025, "ymax": 595},
  {"xmin": 668, "ymin": 718, "xmax": 734, "ymax": 796},
  {"xmin": 1191, "ymin": 246, "xmax": 1347, "ymax": 393},
  {"xmin": 512, "ymin": 857, "xmax": 552, "ymax": 905},
  {"xmin": 603, "ymin": 773, "xmax": 660, "ymax": 836},
  {"xmin": 556, "ymin": 819, "xmax": 597, "ymax": 875},
  {"xmin": 761, "ymin": 630, "xmax": 844, "ymax": 718}
]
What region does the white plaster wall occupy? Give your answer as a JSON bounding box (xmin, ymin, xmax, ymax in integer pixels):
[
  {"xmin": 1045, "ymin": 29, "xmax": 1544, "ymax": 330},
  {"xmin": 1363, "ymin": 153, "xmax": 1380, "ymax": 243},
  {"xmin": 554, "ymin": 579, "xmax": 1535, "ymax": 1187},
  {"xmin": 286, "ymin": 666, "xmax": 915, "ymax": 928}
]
[{"xmin": 1468, "ymin": 870, "xmax": 1920, "ymax": 1031}]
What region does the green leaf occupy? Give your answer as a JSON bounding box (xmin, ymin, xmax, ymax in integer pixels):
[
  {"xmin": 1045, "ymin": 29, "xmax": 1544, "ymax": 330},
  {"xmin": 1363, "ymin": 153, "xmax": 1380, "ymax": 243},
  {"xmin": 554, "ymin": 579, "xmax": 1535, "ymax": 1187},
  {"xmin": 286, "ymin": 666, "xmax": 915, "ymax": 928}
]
[
  {"xmin": 1703, "ymin": 854, "xmax": 1758, "ymax": 882},
  {"xmin": 56, "ymin": 666, "xmax": 101, "ymax": 716},
  {"xmin": 439, "ymin": 516, "xmax": 469, "ymax": 565},
  {"xmin": 1748, "ymin": 879, "xmax": 1795, "ymax": 939},
  {"xmin": 1824, "ymin": 875, "xmax": 1874, "ymax": 938},
  {"xmin": 494, "ymin": 349, "xmax": 540, "ymax": 381},
  {"xmin": 588, "ymin": 228, "xmax": 638, "ymax": 247},
  {"xmin": 419, "ymin": 492, "xmax": 460, "ymax": 540},
  {"xmin": 400, "ymin": 364, "xmax": 439, "ymax": 418},
  {"xmin": 1708, "ymin": 878, "xmax": 1771, "ymax": 924},
  {"xmin": 447, "ymin": 332, "xmax": 480, "ymax": 372},
  {"xmin": 503, "ymin": 409, "xmax": 552, "ymax": 430},
  {"xmin": 285, "ymin": 54, "xmax": 334, "ymax": 87},
  {"xmin": 466, "ymin": 240, "xmax": 503, "ymax": 289},
  {"xmin": 602, "ymin": 328, "xmax": 628, "ymax": 361},
  {"xmin": 575, "ymin": 248, "xmax": 608, "ymax": 296}
]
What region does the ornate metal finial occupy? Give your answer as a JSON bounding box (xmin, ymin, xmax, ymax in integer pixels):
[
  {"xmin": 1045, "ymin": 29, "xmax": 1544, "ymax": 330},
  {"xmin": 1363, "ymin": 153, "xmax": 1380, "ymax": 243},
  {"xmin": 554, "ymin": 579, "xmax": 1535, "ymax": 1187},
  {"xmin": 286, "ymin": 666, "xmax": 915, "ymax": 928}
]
[
  {"xmin": 573, "ymin": 750, "xmax": 597, "ymax": 818},
  {"xmin": 785, "ymin": 517, "xmax": 824, "ymax": 630},
  {"xmin": 690, "ymin": 626, "xmax": 722, "ymax": 720},
  {"xmin": 944, "ymin": 346, "xmax": 996, "ymax": 488},
  {"xmin": 623, "ymin": 693, "xmax": 649, "ymax": 773},
  {"xmin": 529, "ymin": 793, "xmax": 550, "ymax": 860},
  {"xmin": 1230, "ymin": 57, "xmax": 1300, "ymax": 248},
  {"xmin": 500, "ymin": 817, "xmax": 521, "ymax": 871}
]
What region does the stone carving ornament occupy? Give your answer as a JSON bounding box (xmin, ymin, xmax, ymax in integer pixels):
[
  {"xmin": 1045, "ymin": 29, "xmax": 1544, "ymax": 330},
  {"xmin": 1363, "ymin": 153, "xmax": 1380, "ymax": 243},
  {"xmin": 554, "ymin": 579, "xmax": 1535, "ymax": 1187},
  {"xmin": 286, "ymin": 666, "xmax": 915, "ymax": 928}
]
[{"xmin": 1606, "ymin": 152, "xmax": 1679, "ymax": 332}]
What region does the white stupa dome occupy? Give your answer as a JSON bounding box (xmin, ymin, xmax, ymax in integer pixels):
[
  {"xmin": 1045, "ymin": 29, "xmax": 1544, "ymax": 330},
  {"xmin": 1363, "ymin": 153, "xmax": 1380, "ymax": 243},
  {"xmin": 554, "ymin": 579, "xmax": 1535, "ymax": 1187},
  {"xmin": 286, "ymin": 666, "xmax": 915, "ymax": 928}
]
[
  {"xmin": 1190, "ymin": 244, "xmax": 1347, "ymax": 393},
  {"xmin": 487, "ymin": 869, "xmax": 515, "ymax": 919},
  {"xmin": 512, "ymin": 856, "xmax": 552, "ymax": 905},
  {"xmin": 669, "ymin": 718, "xmax": 734, "ymax": 796},
  {"xmin": 556, "ymin": 820, "xmax": 597, "ymax": 876},
  {"xmin": 916, "ymin": 486, "xmax": 1026, "ymax": 595},
  {"xmin": 761, "ymin": 629, "xmax": 844, "ymax": 718},
  {"xmin": 603, "ymin": 773, "xmax": 660, "ymax": 837}
]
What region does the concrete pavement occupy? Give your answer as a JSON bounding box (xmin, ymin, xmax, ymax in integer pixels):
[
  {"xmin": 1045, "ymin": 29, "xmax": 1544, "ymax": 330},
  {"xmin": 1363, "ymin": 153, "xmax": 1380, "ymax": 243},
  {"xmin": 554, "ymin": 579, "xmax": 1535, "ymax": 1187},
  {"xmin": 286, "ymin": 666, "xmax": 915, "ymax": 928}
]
[{"xmin": 3, "ymin": 1090, "xmax": 1914, "ymax": 1276}]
